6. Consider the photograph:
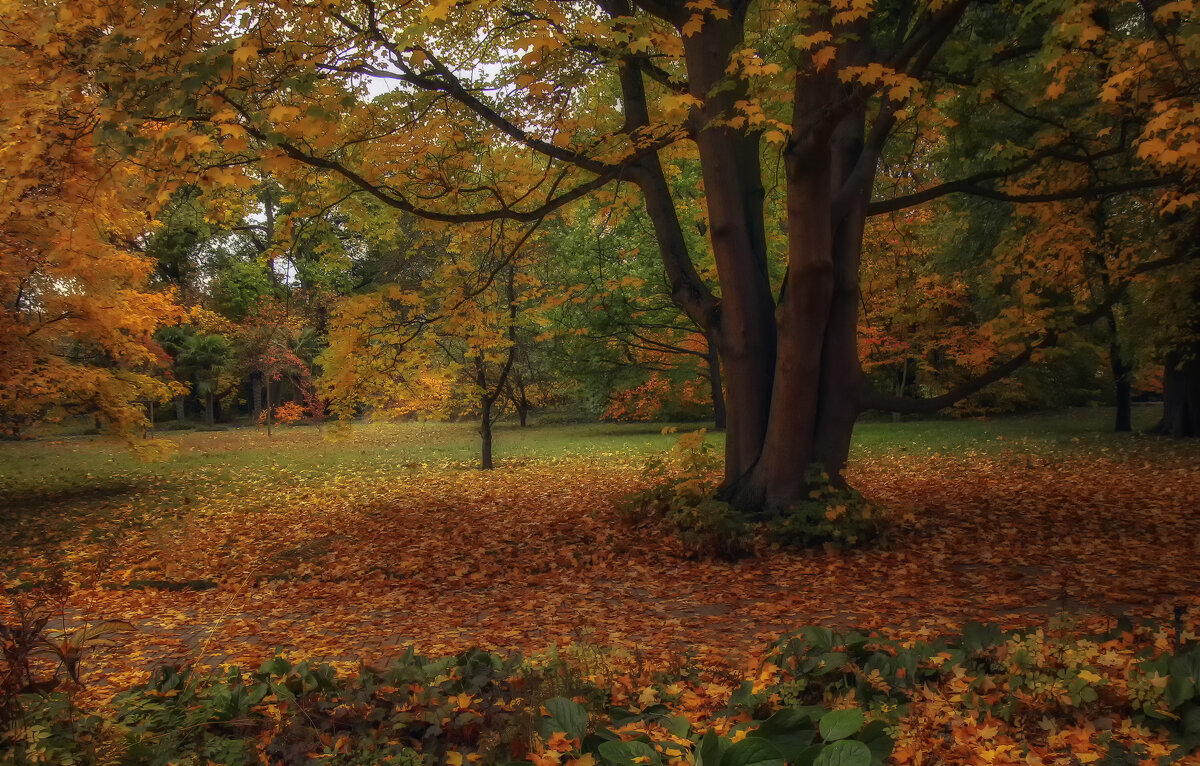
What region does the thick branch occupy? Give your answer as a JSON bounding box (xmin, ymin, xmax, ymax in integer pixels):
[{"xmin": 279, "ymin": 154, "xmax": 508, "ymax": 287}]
[
  {"xmin": 226, "ymin": 97, "xmax": 620, "ymax": 223},
  {"xmin": 861, "ymin": 343, "xmax": 1040, "ymax": 413},
  {"xmin": 867, "ymin": 174, "xmax": 1174, "ymax": 216},
  {"xmin": 329, "ymin": 10, "xmax": 617, "ymax": 175}
]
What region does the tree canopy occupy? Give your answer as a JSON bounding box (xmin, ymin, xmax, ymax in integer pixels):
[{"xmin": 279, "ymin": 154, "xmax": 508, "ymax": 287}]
[{"xmin": 0, "ymin": 0, "xmax": 1197, "ymax": 493}]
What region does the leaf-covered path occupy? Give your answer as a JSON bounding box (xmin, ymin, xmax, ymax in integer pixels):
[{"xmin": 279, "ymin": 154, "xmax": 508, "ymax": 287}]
[{"xmin": 3, "ymin": 425, "xmax": 1197, "ymax": 698}]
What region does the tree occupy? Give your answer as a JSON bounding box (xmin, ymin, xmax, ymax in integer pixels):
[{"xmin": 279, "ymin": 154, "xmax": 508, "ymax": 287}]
[
  {"xmin": 90, "ymin": 0, "xmax": 1197, "ymax": 507},
  {"xmin": 236, "ymin": 297, "xmax": 320, "ymax": 435},
  {"xmin": 541, "ymin": 198, "xmax": 726, "ymax": 426},
  {"xmin": 0, "ymin": 0, "xmax": 178, "ymax": 441},
  {"xmin": 321, "ymin": 217, "xmax": 551, "ymax": 468},
  {"xmin": 177, "ymin": 333, "xmax": 232, "ymax": 425}
]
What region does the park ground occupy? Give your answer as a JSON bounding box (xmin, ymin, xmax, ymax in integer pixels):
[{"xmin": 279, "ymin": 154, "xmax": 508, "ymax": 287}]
[{"xmin": 1, "ymin": 406, "xmax": 1198, "ymax": 703}]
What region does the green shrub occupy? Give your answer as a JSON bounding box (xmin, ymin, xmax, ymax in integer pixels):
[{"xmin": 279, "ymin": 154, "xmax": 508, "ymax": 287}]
[
  {"xmin": 620, "ymin": 429, "xmax": 752, "ymax": 559},
  {"xmin": 624, "ymin": 434, "xmax": 888, "ymax": 557},
  {"xmin": 767, "ymin": 467, "xmax": 890, "ymax": 552},
  {"xmin": 668, "ymin": 497, "xmax": 750, "ymax": 560}
]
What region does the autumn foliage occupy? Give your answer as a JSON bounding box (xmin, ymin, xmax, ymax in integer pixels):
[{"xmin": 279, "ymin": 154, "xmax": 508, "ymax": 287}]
[
  {"xmin": 3, "ymin": 0, "xmax": 1200, "ymax": 762},
  {"xmin": 0, "ymin": 1, "xmax": 177, "ymax": 441}
]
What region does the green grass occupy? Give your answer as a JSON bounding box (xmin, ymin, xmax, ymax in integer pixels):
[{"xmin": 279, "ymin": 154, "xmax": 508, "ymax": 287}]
[
  {"xmin": 848, "ymin": 403, "xmax": 1168, "ymax": 457},
  {"xmin": 0, "ymin": 405, "xmax": 1180, "ymax": 501}
]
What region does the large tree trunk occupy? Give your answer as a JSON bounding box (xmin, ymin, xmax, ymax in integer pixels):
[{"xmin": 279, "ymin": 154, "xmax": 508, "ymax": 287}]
[
  {"xmin": 203, "ymin": 393, "xmax": 214, "ymax": 426},
  {"xmin": 1158, "ymin": 347, "xmax": 1200, "ymax": 437},
  {"xmin": 174, "ymin": 394, "xmax": 186, "ymax": 422},
  {"xmin": 726, "ymin": 58, "xmax": 869, "ymax": 511},
  {"xmin": 679, "ymin": 13, "xmax": 776, "ymax": 489}
]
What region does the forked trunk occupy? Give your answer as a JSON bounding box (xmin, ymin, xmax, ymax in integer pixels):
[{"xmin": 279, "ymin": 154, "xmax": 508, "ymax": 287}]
[
  {"xmin": 725, "ymin": 76, "xmax": 869, "ymax": 512},
  {"xmin": 679, "ymin": 13, "xmax": 775, "ymax": 487}
]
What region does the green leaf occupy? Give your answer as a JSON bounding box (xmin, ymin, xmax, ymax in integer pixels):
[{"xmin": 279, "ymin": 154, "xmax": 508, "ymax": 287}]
[
  {"xmin": 1166, "ymin": 650, "xmax": 1200, "ymax": 708},
  {"xmin": 801, "ymin": 626, "xmax": 837, "ymax": 653},
  {"xmin": 857, "ymin": 720, "xmax": 892, "ymax": 765},
  {"xmin": 755, "ymin": 707, "xmax": 820, "ymax": 735},
  {"xmin": 813, "ymin": 739, "xmax": 872, "ymax": 766},
  {"xmin": 696, "ymin": 729, "xmax": 729, "ymax": 766},
  {"xmin": 1181, "ymin": 705, "xmax": 1200, "ymax": 735},
  {"xmin": 1165, "ymin": 673, "xmax": 1196, "ymax": 709},
  {"xmin": 664, "ymin": 715, "xmax": 692, "ymax": 739},
  {"xmin": 814, "ymin": 652, "xmax": 848, "ymax": 675},
  {"xmin": 749, "ymin": 708, "xmax": 818, "ymax": 760},
  {"xmin": 598, "ymin": 740, "xmax": 661, "ymax": 766},
  {"xmin": 962, "ymin": 621, "xmax": 1004, "ymax": 653},
  {"xmin": 541, "ymin": 697, "xmax": 589, "ymax": 741},
  {"xmin": 718, "ymin": 737, "xmax": 786, "ymax": 766},
  {"xmin": 818, "ymin": 709, "xmax": 864, "ymax": 742}
]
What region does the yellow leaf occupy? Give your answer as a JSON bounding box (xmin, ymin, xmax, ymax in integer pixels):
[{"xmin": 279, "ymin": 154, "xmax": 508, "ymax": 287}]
[
  {"xmin": 422, "ymin": 0, "xmax": 456, "ymax": 21},
  {"xmin": 813, "ymin": 46, "xmax": 837, "ymax": 71}
]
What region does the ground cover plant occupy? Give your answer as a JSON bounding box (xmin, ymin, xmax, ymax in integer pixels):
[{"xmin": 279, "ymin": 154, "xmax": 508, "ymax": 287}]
[{"xmin": 2, "ymin": 412, "xmax": 1199, "ymax": 763}]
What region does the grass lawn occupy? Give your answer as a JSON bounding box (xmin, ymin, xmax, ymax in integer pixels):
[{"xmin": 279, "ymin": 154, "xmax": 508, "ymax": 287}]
[
  {"xmin": 0, "ymin": 403, "xmax": 1169, "ymax": 501},
  {"xmin": 0, "ymin": 405, "xmax": 1196, "ymax": 691}
]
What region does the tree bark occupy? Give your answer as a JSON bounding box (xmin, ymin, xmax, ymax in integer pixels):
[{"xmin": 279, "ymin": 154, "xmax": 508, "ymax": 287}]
[
  {"xmin": 1111, "ymin": 344, "xmax": 1133, "ymax": 433},
  {"xmin": 204, "ymin": 393, "xmax": 214, "ymax": 426},
  {"xmin": 892, "ymin": 359, "xmax": 909, "ymax": 422},
  {"xmin": 265, "ymin": 378, "xmax": 273, "ymax": 437},
  {"xmin": 1156, "ymin": 273, "xmax": 1200, "ymax": 437},
  {"xmin": 678, "ymin": 12, "xmax": 776, "ymax": 490},
  {"xmin": 480, "ymin": 396, "xmax": 494, "ymax": 469},
  {"xmin": 706, "ymin": 327, "xmax": 727, "ymax": 431},
  {"xmin": 478, "ymin": 358, "xmax": 496, "ymax": 469},
  {"xmin": 1158, "ymin": 347, "xmax": 1200, "ymax": 437},
  {"xmin": 174, "ymin": 394, "xmax": 186, "ymax": 422},
  {"xmin": 250, "ymin": 371, "xmax": 264, "ymax": 424}
]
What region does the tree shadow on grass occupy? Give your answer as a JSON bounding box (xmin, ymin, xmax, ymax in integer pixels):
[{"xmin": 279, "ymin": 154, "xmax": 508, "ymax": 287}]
[{"xmin": 0, "ymin": 481, "xmax": 144, "ymax": 574}]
